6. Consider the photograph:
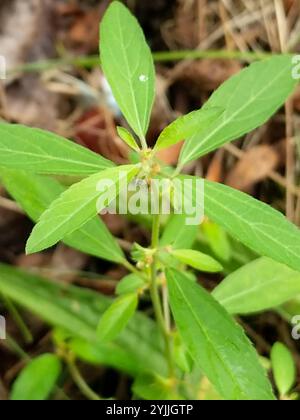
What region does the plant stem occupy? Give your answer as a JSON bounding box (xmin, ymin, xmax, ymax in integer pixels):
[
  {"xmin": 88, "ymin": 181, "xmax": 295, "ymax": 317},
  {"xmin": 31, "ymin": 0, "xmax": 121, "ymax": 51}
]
[
  {"xmin": 3, "ymin": 336, "xmax": 69, "ymax": 399},
  {"xmin": 1, "ymin": 295, "xmax": 33, "ymax": 344},
  {"xmin": 149, "ymin": 214, "xmax": 174, "ymax": 379},
  {"xmin": 5, "ymin": 333, "xmax": 30, "ymax": 361},
  {"xmin": 153, "ymin": 49, "xmax": 274, "ymax": 62},
  {"xmin": 140, "ymin": 136, "xmax": 148, "ymax": 150},
  {"xmin": 8, "ymin": 50, "xmax": 281, "ymax": 76},
  {"xmin": 162, "ymin": 283, "xmax": 171, "ymax": 333},
  {"xmin": 67, "ymin": 359, "xmax": 102, "ymax": 401},
  {"xmin": 122, "ymin": 260, "xmax": 148, "ymax": 281}
]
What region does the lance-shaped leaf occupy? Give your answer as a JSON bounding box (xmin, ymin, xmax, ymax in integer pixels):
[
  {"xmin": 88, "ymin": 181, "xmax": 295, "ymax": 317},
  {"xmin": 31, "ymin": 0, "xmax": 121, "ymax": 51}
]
[
  {"xmin": 154, "ymin": 108, "xmax": 222, "ymax": 152},
  {"xmin": 0, "ymin": 124, "xmax": 114, "ymax": 175},
  {"xmin": 176, "ymin": 175, "xmax": 300, "ymax": 272},
  {"xmin": 201, "ymin": 220, "xmax": 232, "ymax": 262},
  {"xmin": 204, "ymin": 180, "xmax": 300, "ymax": 272},
  {"xmin": 271, "ymin": 343, "xmax": 296, "ymax": 397},
  {"xmin": 213, "ymin": 257, "xmax": 300, "ymax": 315},
  {"xmin": 26, "ymin": 165, "xmax": 139, "ymax": 254},
  {"xmin": 179, "ymin": 55, "xmax": 297, "ymax": 166},
  {"xmin": 100, "ymin": 1, "xmax": 155, "ymax": 138},
  {"xmin": 170, "ymin": 249, "xmax": 223, "ymax": 273},
  {"xmin": 97, "ymin": 293, "xmax": 138, "ymax": 342},
  {"xmin": 173, "ymin": 333, "xmax": 194, "ymax": 374},
  {"xmin": 0, "ymin": 263, "xmax": 167, "ymax": 378},
  {"xmin": 167, "ymin": 268, "xmax": 275, "ymax": 400},
  {"xmin": 116, "ymin": 274, "xmax": 146, "ymax": 295},
  {"xmin": 11, "ymin": 354, "xmax": 62, "ymax": 401},
  {"xmin": 160, "ymin": 214, "xmax": 199, "ymax": 250},
  {"xmin": 1, "ymin": 170, "xmax": 125, "ymax": 263},
  {"xmin": 117, "ymin": 127, "xmax": 140, "ymax": 152}
]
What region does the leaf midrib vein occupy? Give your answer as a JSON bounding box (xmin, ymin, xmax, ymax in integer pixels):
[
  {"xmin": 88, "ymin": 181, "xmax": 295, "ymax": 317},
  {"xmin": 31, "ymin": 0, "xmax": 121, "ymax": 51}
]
[
  {"xmin": 170, "ymin": 271, "xmax": 247, "ymax": 399},
  {"xmin": 182, "ymin": 62, "xmax": 291, "ymax": 163}
]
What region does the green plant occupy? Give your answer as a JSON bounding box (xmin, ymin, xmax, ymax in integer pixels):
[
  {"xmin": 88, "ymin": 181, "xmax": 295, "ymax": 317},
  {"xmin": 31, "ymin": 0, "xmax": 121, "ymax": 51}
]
[
  {"xmin": 271, "ymin": 342, "xmax": 297, "ymax": 400},
  {"xmin": 10, "ymin": 354, "xmax": 62, "ymax": 401},
  {"xmin": 0, "ymin": 1, "xmax": 300, "ymax": 400}
]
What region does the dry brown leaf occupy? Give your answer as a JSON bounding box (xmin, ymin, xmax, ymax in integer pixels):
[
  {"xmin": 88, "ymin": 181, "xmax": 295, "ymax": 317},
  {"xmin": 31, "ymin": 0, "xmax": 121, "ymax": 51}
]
[
  {"xmin": 293, "ymin": 86, "xmax": 300, "ymax": 113},
  {"xmin": 67, "ymin": 9, "xmax": 102, "ymax": 53},
  {"xmin": 74, "ymin": 107, "xmax": 129, "ymax": 164},
  {"xmin": 284, "ymin": 0, "xmax": 297, "ymax": 11},
  {"xmin": 206, "ymin": 150, "xmax": 225, "ymax": 183},
  {"xmin": 5, "ymin": 76, "xmax": 59, "ymax": 129},
  {"xmin": 163, "ymin": 0, "xmax": 200, "ymax": 49},
  {"xmin": 55, "ymin": 1, "xmax": 109, "ymax": 54},
  {"xmin": 157, "ymin": 141, "xmax": 184, "ymax": 166},
  {"xmin": 0, "ymin": 0, "xmax": 52, "ymax": 71},
  {"xmin": 225, "ymin": 145, "xmax": 279, "ymax": 192},
  {"xmin": 148, "ymin": 74, "xmax": 174, "ymax": 144},
  {"xmin": 0, "ymin": 0, "xmax": 59, "ymax": 128},
  {"xmin": 175, "ymin": 59, "xmax": 241, "ymax": 91}
]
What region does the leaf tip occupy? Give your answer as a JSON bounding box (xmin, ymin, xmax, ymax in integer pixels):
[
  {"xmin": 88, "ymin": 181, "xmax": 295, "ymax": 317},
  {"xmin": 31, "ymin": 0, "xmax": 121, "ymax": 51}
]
[
  {"xmin": 25, "ymin": 240, "xmax": 37, "ymax": 256},
  {"xmin": 25, "ymin": 230, "xmax": 45, "ymax": 255}
]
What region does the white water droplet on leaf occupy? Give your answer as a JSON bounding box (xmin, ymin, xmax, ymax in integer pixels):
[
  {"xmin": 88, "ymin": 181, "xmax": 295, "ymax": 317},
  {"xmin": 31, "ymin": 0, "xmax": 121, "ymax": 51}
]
[{"xmin": 139, "ymin": 74, "xmax": 148, "ymax": 82}]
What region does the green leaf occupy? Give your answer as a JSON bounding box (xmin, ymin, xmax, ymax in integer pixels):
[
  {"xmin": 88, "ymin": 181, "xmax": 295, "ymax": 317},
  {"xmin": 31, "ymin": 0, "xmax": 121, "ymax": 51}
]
[
  {"xmin": 116, "ymin": 274, "xmax": 146, "ymax": 295},
  {"xmin": 167, "ymin": 268, "xmax": 275, "ymax": 400},
  {"xmin": 0, "ymin": 263, "xmax": 167, "ymax": 378},
  {"xmin": 160, "ymin": 214, "xmax": 199, "ymax": 250},
  {"xmin": 0, "ymin": 124, "xmax": 114, "ymax": 175},
  {"xmin": 100, "ymin": 1, "xmax": 155, "ymax": 138},
  {"xmin": 177, "ymin": 175, "xmax": 300, "ymax": 272},
  {"xmin": 280, "ymin": 297, "xmax": 300, "ymax": 323},
  {"xmin": 11, "ymin": 354, "xmax": 62, "ymax": 401},
  {"xmin": 204, "ymin": 180, "xmax": 300, "ymax": 273},
  {"xmin": 154, "ymin": 108, "xmax": 222, "ymax": 152},
  {"xmin": 1, "ymin": 170, "xmax": 125, "ymax": 263},
  {"xmin": 201, "ymin": 220, "xmax": 232, "ymax": 262},
  {"xmin": 173, "ymin": 333, "xmax": 193, "ymax": 374},
  {"xmin": 213, "ymin": 257, "xmax": 300, "ymax": 315},
  {"xmin": 179, "ymin": 56, "xmax": 297, "ymax": 165},
  {"xmin": 171, "ymin": 249, "xmax": 223, "ymax": 273},
  {"xmin": 133, "ymin": 374, "xmax": 183, "ymax": 400},
  {"xmin": 198, "ymin": 377, "xmax": 223, "ymax": 401},
  {"xmin": 117, "ymin": 127, "xmax": 140, "ymax": 152},
  {"xmin": 271, "ymin": 342, "xmax": 296, "ymax": 397},
  {"xmin": 97, "ymin": 293, "xmax": 138, "ymax": 342},
  {"xmin": 26, "ymin": 165, "xmax": 139, "ymax": 254}
]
